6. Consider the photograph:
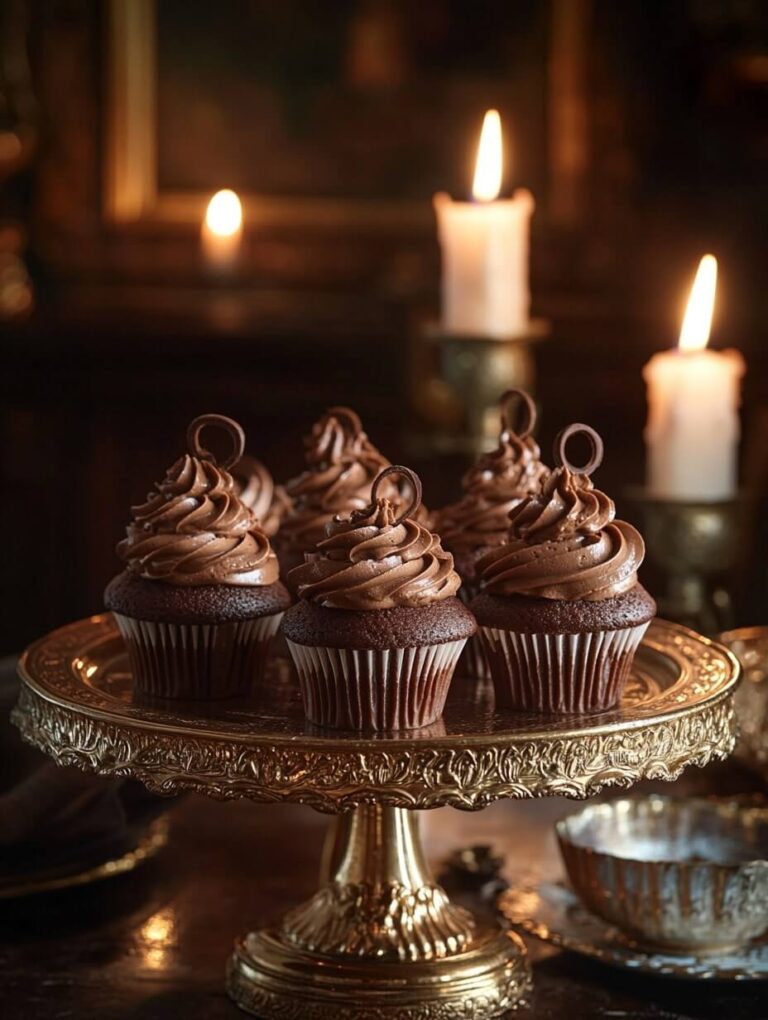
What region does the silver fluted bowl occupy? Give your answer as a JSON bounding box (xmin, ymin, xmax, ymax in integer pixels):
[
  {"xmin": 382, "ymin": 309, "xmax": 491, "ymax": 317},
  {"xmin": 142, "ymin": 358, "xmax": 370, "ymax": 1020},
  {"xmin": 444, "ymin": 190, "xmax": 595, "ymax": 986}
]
[{"xmin": 557, "ymin": 795, "xmax": 768, "ymax": 952}]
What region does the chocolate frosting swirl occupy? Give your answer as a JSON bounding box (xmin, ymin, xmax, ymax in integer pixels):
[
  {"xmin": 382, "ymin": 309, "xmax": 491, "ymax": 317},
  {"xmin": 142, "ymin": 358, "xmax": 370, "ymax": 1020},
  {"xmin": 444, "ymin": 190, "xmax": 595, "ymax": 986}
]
[
  {"xmin": 478, "ymin": 424, "xmax": 645, "ymax": 602},
  {"xmin": 289, "ymin": 466, "xmax": 460, "ymax": 610},
  {"xmin": 232, "ymin": 455, "xmax": 291, "ymax": 538},
  {"xmin": 280, "ymin": 407, "xmax": 425, "ymax": 552},
  {"xmin": 118, "ymin": 415, "xmax": 279, "ymax": 587},
  {"xmin": 438, "ymin": 390, "xmax": 549, "ymax": 555}
]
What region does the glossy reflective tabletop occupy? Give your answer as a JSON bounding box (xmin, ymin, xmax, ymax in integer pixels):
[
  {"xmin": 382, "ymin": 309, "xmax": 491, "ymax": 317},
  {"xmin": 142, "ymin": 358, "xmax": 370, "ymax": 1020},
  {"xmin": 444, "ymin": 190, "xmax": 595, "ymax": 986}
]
[{"xmin": 1, "ymin": 770, "xmax": 765, "ymax": 1020}]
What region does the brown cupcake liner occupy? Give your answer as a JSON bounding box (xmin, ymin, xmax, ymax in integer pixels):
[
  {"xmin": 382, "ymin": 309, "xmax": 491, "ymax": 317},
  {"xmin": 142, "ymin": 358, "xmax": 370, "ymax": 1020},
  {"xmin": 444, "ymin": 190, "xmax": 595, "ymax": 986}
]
[
  {"xmin": 477, "ymin": 623, "xmax": 650, "ymax": 714},
  {"xmin": 456, "ymin": 582, "xmax": 490, "ymax": 680},
  {"xmin": 114, "ymin": 611, "xmax": 284, "ymax": 700},
  {"xmin": 457, "ymin": 634, "xmax": 491, "ymax": 681},
  {"xmin": 286, "ymin": 639, "xmax": 467, "ymax": 731}
]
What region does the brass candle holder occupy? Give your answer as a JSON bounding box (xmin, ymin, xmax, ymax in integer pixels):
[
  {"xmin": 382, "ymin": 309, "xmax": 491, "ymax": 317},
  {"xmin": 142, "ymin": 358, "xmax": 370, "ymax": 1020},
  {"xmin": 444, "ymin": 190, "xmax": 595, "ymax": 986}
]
[
  {"xmin": 13, "ymin": 614, "xmax": 739, "ymax": 1019},
  {"xmin": 629, "ymin": 491, "xmax": 748, "ymax": 636},
  {"xmin": 422, "ymin": 321, "xmax": 549, "ymax": 455}
]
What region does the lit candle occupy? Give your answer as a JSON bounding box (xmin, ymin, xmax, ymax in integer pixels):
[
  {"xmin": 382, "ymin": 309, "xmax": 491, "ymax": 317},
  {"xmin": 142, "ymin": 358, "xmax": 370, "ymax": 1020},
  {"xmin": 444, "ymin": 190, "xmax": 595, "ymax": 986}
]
[
  {"xmin": 201, "ymin": 189, "xmax": 243, "ymax": 273},
  {"xmin": 434, "ymin": 110, "xmax": 534, "ymax": 337},
  {"xmin": 644, "ymin": 255, "xmax": 745, "ymax": 501}
]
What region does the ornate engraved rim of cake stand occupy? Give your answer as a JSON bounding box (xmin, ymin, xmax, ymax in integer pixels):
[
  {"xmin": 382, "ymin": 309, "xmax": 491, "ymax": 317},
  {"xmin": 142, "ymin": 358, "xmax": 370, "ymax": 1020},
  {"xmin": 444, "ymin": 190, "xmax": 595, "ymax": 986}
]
[
  {"xmin": 13, "ymin": 614, "xmax": 739, "ymax": 811},
  {"xmin": 11, "ymin": 614, "xmax": 740, "ymax": 1020}
]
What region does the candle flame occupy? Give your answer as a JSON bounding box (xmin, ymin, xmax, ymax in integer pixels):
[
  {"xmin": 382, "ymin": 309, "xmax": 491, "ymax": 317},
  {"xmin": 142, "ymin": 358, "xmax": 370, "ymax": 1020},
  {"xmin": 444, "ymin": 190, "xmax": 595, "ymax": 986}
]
[
  {"xmin": 679, "ymin": 254, "xmax": 717, "ymax": 352},
  {"xmin": 472, "ymin": 110, "xmax": 503, "ymax": 202},
  {"xmin": 205, "ymin": 190, "xmax": 242, "ymax": 237}
]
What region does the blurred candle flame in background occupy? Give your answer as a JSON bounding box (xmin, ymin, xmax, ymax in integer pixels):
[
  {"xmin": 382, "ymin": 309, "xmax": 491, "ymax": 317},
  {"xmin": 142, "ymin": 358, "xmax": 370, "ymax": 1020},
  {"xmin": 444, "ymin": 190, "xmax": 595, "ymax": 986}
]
[
  {"xmin": 679, "ymin": 254, "xmax": 718, "ymax": 352},
  {"xmin": 202, "ymin": 190, "xmax": 243, "ymax": 273},
  {"xmin": 472, "ymin": 110, "xmax": 503, "ymax": 202},
  {"xmin": 205, "ymin": 190, "xmax": 242, "ymax": 237}
]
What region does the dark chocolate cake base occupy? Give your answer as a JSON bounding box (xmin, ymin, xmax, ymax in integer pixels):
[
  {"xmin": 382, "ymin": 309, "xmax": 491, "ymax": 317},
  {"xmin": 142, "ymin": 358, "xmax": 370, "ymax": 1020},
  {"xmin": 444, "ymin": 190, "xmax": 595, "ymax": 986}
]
[
  {"xmin": 471, "ymin": 586, "xmax": 656, "ymax": 636},
  {"xmin": 282, "ymin": 597, "xmax": 476, "ymax": 650},
  {"xmin": 105, "ymin": 571, "xmax": 291, "ymax": 625}
]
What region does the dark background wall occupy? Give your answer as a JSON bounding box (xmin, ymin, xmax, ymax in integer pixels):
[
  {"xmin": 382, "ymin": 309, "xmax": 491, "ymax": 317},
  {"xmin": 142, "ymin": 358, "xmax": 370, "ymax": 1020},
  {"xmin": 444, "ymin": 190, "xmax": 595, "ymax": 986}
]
[{"xmin": 2, "ymin": 0, "xmax": 767, "ymax": 653}]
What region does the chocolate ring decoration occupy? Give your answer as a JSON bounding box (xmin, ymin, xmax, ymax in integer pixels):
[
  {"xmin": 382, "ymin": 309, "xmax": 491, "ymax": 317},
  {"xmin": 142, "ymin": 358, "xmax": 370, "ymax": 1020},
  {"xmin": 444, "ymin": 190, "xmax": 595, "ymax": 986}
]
[
  {"xmin": 554, "ymin": 423, "xmax": 604, "ymax": 476},
  {"xmin": 499, "ymin": 389, "xmax": 537, "ymax": 439},
  {"xmin": 324, "ymin": 406, "xmax": 363, "ymax": 436},
  {"xmin": 187, "ymin": 413, "xmax": 246, "ymax": 471},
  {"xmin": 370, "ymin": 465, "xmax": 423, "ymax": 525}
]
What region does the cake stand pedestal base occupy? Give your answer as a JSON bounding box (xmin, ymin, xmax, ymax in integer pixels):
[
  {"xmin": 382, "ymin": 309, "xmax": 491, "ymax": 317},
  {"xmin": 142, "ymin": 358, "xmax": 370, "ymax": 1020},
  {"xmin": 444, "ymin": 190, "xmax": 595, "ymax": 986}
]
[
  {"xmin": 227, "ymin": 927, "xmax": 528, "ymax": 1020},
  {"xmin": 225, "ymin": 805, "xmax": 530, "ymax": 1019}
]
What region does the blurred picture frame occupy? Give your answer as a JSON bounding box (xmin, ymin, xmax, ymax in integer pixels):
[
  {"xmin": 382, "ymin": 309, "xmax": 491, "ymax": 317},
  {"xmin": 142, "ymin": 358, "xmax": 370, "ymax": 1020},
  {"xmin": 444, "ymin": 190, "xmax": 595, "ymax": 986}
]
[
  {"xmin": 105, "ymin": 0, "xmax": 428, "ymax": 232},
  {"xmin": 104, "ymin": 0, "xmax": 573, "ymax": 233}
]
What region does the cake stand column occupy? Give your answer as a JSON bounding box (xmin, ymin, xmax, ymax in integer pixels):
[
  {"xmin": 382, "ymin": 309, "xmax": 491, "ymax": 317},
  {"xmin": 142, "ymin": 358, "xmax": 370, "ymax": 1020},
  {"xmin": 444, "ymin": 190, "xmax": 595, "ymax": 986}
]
[{"xmin": 226, "ymin": 804, "xmax": 530, "ymax": 1019}]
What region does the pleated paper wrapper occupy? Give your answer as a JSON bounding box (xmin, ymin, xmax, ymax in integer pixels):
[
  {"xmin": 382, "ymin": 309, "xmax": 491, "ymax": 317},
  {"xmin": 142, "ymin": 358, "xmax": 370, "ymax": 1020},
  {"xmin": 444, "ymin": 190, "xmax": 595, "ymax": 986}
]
[
  {"xmin": 478, "ymin": 622, "xmax": 650, "ymax": 714},
  {"xmin": 114, "ymin": 611, "xmax": 284, "ymax": 699},
  {"xmin": 455, "ymin": 582, "xmax": 490, "ymax": 680},
  {"xmin": 287, "ymin": 639, "xmax": 467, "ymax": 731},
  {"xmin": 453, "ymin": 634, "xmax": 489, "ymax": 682}
]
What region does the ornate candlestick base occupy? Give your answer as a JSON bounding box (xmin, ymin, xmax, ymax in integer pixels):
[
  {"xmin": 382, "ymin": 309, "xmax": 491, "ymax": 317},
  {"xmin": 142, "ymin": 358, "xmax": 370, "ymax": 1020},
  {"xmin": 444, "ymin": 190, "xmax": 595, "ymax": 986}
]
[
  {"xmin": 422, "ymin": 321, "xmax": 549, "ymax": 455},
  {"xmin": 227, "ymin": 805, "xmax": 529, "ymax": 1019},
  {"xmin": 629, "ymin": 492, "xmax": 746, "ymax": 635}
]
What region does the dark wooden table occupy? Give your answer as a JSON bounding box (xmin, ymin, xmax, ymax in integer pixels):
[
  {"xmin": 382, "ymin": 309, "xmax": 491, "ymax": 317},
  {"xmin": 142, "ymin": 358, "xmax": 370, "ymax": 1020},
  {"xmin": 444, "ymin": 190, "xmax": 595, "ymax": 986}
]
[{"xmin": 0, "ymin": 756, "xmax": 764, "ymax": 1020}]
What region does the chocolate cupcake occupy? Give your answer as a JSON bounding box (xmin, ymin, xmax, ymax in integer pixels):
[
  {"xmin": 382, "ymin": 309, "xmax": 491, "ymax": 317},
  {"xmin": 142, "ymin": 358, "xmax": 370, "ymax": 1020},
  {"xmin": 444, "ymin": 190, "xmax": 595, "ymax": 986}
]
[
  {"xmin": 436, "ymin": 390, "xmax": 549, "ymax": 678},
  {"xmin": 283, "ymin": 466, "xmax": 476, "ymax": 731},
  {"xmin": 274, "ymin": 406, "xmax": 427, "ymax": 583},
  {"xmin": 471, "ymin": 424, "xmax": 656, "ymax": 714},
  {"xmin": 105, "ymin": 414, "xmax": 291, "ymax": 700},
  {"xmin": 231, "ymin": 454, "xmax": 291, "ymax": 537}
]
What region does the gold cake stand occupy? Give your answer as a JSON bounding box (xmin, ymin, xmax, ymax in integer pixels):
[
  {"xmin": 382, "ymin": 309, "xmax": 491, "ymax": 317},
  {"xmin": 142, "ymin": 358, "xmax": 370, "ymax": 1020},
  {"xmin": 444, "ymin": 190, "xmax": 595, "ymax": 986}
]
[{"xmin": 13, "ymin": 615, "xmax": 739, "ymax": 1019}]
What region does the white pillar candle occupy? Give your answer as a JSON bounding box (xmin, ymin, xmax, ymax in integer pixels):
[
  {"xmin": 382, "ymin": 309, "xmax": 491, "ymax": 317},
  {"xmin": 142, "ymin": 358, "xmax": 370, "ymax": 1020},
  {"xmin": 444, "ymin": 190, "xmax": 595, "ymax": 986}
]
[
  {"xmin": 644, "ymin": 255, "xmax": 745, "ymax": 501},
  {"xmin": 202, "ymin": 189, "xmax": 243, "ymax": 274},
  {"xmin": 434, "ymin": 110, "xmax": 534, "ymax": 338}
]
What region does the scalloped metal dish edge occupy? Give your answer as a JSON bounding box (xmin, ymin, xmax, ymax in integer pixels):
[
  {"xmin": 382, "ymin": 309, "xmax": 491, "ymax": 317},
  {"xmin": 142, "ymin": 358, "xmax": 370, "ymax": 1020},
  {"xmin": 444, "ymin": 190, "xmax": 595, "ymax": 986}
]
[{"xmin": 498, "ymin": 881, "xmax": 768, "ymax": 982}]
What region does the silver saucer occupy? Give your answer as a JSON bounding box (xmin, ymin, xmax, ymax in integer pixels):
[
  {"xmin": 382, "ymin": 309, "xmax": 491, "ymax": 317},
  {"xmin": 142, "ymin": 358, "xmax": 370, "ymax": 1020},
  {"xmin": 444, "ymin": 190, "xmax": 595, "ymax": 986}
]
[{"xmin": 499, "ymin": 881, "xmax": 768, "ymax": 981}]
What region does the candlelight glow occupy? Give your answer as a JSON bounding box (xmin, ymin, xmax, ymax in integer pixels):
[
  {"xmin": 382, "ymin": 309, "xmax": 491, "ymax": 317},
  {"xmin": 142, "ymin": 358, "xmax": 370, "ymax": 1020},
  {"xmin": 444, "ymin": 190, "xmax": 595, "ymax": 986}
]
[
  {"xmin": 679, "ymin": 254, "xmax": 717, "ymax": 352},
  {"xmin": 139, "ymin": 909, "xmax": 176, "ymax": 970},
  {"xmin": 472, "ymin": 110, "xmax": 503, "ymax": 202},
  {"xmin": 205, "ymin": 189, "xmax": 242, "ymax": 238}
]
